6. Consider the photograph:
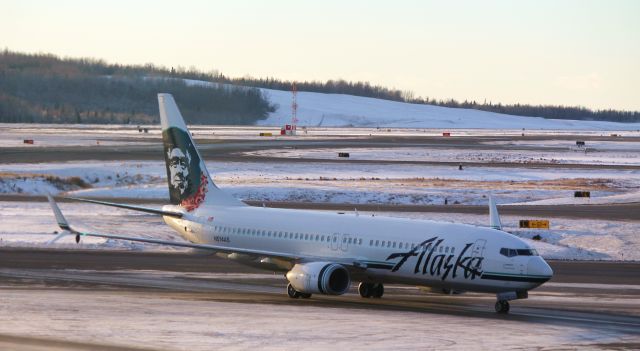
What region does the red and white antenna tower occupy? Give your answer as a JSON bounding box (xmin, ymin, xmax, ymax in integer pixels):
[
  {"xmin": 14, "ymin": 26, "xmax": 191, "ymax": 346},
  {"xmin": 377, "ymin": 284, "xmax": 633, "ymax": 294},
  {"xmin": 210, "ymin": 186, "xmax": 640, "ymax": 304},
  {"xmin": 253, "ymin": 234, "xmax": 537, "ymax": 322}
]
[{"xmin": 290, "ymin": 82, "xmax": 298, "ymax": 134}]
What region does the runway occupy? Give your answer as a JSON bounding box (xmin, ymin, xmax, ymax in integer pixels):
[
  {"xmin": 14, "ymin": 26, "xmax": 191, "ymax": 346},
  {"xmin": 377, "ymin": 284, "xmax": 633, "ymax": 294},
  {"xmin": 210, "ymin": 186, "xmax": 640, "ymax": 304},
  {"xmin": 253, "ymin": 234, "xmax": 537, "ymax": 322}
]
[
  {"xmin": 0, "ymin": 249, "xmax": 638, "ymax": 350},
  {"xmin": 3, "ymin": 135, "xmax": 639, "ymax": 171}
]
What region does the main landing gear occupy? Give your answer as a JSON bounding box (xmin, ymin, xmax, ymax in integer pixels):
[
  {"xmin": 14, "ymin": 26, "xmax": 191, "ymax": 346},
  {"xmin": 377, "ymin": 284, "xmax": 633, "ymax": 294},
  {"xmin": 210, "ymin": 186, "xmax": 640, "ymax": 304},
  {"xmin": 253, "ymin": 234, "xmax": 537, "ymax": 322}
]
[
  {"xmin": 358, "ymin": 282, "xmax": 384, "ymax": 298},
  {"xmin": 494, "ymin": 300, "xmax": 510, "ymax": 314},
  {"xmin": 287, "ymin": 283, "xmax": 311, "ymax": 299}
]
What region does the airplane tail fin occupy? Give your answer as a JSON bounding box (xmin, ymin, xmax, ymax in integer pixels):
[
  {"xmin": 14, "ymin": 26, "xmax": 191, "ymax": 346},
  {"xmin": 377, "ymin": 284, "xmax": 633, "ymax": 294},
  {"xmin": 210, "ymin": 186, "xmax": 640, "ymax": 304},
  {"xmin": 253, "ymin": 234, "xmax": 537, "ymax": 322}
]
[
  {"xmin": 489, "ymin": 195, "xmax": 502, "ymax": 230},
  {"xmin": 158, "ymin": 93, "xmax": 245, "ymax": 210}
]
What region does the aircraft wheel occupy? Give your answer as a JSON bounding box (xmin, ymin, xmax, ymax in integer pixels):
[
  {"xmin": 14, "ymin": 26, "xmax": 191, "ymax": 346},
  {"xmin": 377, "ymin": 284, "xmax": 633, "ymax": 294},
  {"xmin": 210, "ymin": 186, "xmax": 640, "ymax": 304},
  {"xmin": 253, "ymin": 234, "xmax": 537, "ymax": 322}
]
[
  {"xmin": 287, "ymin": 283, "xmax": 301, "ymax": 299},
  {"xmin": 372, "ymin": 283, "xmax": 384, "ymax": 298},
  {"xmin": 358, "ymin": 282, "xmax": 372, "ymax": 298},
  {"xmin": 300, "ymin": 293, "xmax": 312, "ymax": 299},
  {"xmin": 494, "ymin": 300, "xmax": 510, "ymax": 314}
]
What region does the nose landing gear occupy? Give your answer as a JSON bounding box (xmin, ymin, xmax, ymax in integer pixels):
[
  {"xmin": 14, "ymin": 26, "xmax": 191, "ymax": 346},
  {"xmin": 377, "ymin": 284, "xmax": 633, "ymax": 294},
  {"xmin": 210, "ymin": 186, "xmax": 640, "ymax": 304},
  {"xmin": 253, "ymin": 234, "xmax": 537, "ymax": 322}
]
[{"xmin": 495, "ymin": 290, "xmax": 527, "ymax": 314}]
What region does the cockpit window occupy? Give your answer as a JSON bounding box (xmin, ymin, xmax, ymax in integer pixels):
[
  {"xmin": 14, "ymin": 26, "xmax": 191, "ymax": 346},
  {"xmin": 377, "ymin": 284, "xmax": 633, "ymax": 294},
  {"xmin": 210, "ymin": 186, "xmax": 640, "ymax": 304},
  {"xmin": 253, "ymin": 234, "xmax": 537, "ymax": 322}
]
[{"xmin": 500, "ymin": 248, "xmax": 538, "ymax": 257}]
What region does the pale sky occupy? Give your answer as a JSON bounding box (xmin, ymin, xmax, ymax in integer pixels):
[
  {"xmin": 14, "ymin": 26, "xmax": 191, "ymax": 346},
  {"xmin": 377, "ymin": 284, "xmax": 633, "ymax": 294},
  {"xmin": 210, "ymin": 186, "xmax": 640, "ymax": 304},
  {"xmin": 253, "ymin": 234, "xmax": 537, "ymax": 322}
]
[{"xmin": 2, "ymin": 0, "xmax": 639, "ymax": 110}]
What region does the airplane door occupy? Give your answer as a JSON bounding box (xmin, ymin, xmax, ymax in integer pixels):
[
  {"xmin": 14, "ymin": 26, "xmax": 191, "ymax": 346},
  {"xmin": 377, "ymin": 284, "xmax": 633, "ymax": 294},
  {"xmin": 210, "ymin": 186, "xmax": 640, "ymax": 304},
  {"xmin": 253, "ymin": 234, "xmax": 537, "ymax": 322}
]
[
  {"xmin": 470, "ymin": 239, "xmax": 486, "ymax": 270},
  {"xmin": 331, "ymin": 233, "xmax": 340, "ymax": 250},
  {"xmin": 470, "ymin": 239, "xmax": 486, "ymax": 258},
  {"xmin": 340, "ymin": 234, "xmax": 350, "ymax": 252}
]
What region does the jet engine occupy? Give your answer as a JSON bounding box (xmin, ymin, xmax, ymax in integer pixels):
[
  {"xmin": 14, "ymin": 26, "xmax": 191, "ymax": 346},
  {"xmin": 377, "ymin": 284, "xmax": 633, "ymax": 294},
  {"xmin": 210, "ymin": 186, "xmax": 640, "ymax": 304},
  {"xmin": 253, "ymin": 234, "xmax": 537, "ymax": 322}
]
[{"xmin": 286, "ymin": 262, "xmax": 351, "ymax": 295}]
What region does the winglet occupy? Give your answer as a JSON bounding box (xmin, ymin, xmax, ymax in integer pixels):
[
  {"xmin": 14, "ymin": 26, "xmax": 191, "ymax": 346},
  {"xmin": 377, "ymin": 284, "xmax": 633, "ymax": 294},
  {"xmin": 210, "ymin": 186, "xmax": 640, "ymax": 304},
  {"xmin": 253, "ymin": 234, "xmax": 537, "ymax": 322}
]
[
  {"xmin": 489, "ymin": 195, "xmax": 502, "ymax": 230},
  {"xmin": 46, "ymin": 194, "xmax": 77, "ymax": 244},
  {"xmin": 47, "ymin": 194, "xmax": 71, "ymax": 231}
]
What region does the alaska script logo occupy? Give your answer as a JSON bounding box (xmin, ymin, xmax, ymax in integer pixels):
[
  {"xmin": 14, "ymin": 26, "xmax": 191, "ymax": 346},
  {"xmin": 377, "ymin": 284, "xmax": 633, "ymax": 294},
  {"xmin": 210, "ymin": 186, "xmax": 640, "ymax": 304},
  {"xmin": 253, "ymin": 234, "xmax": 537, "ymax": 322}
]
[{"xmin": 386, "ymin": 236, "xmax": 483, "ymax": 281}]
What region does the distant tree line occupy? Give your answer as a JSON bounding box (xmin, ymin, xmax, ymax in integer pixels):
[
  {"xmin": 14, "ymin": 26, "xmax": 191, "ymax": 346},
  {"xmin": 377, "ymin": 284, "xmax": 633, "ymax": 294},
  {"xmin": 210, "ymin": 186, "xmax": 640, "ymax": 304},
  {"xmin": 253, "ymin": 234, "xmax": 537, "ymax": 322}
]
[
  {"xmin": 0, "ymin": 51, "xmax": 274, "ymax": 124},
  {"xmin": 1, "ymin": 50, "xmax": 638, "ymax": 124},
  {"xmin": 403, "ymin": 98, "xmax": 640, "ymax": 123}
]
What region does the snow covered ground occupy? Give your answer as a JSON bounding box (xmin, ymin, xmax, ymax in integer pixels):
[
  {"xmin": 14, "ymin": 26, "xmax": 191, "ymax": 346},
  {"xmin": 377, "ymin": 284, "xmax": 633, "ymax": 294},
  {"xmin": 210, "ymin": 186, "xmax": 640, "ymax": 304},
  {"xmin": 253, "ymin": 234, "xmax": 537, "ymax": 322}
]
[
  {"xmin": 245, "ymin": 145, "xmax": 640, "ymax": 166},
  {"xmin": 482, "ymin": 139, "xmax": 640, "ymax": 151},
  {"xmin": 1, "ymin": 160, "xmax": 638, "ymax": 206}
]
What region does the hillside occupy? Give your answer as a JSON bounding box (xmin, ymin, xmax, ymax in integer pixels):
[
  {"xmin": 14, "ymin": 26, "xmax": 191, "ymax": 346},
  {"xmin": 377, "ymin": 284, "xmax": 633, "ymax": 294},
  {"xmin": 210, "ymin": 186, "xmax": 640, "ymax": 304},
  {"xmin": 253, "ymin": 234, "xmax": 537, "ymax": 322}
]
[
  {"xmin": 1, "ymin": 50, "xmax": 638, "ymax": 127},
  {"xmin": 258, "ymin": 88, "xmax": 640, "ymax": 130},
  {"xmin": 0, "ymin": 51, "xmax": 274, "ymax": 124}
]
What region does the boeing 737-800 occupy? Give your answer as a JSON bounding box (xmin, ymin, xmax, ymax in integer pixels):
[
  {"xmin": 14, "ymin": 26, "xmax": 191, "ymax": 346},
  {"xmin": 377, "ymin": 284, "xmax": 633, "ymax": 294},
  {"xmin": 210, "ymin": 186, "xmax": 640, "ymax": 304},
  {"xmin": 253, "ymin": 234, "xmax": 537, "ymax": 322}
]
[{"xmin": 47, "ymin": 93, "xmax": 553, "ymax": 313}]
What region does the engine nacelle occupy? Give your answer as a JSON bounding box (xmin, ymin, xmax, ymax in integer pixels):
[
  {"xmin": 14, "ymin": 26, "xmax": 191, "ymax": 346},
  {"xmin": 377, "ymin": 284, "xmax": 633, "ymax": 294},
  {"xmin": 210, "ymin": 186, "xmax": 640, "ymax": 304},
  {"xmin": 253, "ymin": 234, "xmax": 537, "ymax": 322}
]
[{"xmin": 286, "ymin": 262, "xmax": 351, "ymax": 295}]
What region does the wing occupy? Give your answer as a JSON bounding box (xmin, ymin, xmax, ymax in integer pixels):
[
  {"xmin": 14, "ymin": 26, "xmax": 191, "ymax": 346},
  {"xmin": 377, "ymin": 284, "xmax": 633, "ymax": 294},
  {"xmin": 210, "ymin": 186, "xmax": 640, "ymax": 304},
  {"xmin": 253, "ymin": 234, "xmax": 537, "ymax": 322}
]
[
  {"xmin": 47, "ymin": 196, "xmax": 374, "ymax": 272},
  {"xmin": 47, "ymin": 195, "xmax": 380, "ymax": 274},
  {"xmin": 47, "ymin": 195, "xmax": 298, "ymax": 261},
  {"xmin": 65, "ymin": 197, "xmax": 183, "ymax": 218}
]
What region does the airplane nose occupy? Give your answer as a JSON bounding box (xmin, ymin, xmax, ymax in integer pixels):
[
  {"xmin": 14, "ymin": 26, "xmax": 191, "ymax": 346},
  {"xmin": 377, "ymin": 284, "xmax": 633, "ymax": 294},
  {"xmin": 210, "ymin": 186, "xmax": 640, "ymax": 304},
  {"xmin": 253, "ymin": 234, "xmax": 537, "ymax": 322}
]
[{"xmin": 528, "ymin": 256, "xmax": 553, "ymax": 280}]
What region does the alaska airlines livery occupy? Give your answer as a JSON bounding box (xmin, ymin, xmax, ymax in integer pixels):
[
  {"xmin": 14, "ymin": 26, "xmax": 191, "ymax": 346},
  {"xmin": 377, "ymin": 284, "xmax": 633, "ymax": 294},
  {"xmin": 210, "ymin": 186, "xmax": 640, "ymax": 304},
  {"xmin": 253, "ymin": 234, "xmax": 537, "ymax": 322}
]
[{"xmin": 48, "ymin": 93, "xmax": 553, "ymax": 314}]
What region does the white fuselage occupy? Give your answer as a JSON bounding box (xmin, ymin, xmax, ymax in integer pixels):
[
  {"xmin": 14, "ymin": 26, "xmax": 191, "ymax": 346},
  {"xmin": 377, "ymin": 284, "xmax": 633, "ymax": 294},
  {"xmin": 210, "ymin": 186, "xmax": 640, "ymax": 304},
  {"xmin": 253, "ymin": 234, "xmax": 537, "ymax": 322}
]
[{"xmin": 163, "ymin": 205, "xmax": 552, "ymax": 294}]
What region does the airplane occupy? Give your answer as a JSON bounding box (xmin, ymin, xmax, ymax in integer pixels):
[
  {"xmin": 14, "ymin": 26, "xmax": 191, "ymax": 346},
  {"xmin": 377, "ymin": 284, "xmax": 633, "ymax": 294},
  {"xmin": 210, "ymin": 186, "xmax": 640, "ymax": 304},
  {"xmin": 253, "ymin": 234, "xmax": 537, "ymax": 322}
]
[{"xmin": 47, "ymin": 93, "xmax": 553, "ymax": 314}]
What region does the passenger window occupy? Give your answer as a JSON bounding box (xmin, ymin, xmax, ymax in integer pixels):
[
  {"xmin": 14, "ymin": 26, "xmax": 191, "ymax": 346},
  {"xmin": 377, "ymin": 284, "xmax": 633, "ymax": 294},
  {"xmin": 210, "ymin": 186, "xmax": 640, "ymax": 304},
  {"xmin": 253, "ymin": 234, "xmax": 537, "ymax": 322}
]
[
  {"xmin": 333, "ymin": 236, "xmax": 337, "ymax": 242},
  {"xmin": 359, "ymin": 239, "xmax": 362, "ymax": 245},
  {"xmin": 445, "ymin": 247, "xmax": 449, "ymax": 253},
  {"xmin": 392, "ymin": 242, "xmax": 396, "ymax": 248},
  {"xmin": 370, "ymin": 240, "xmax": 373, "ymax": 246},
  {"xmin": 387, "ymin": 241, "xmax": 391, "ymax": 248},
  {"xmin": 375, "ymin": 240, "xmax": 379, "ymax": 247},
  {"xmin": 451, "ymin": 247, "xmax": 455, "ymax": 254},
  {"xmin": 381, "ymin": 241, "xmax": 385, "ymax": 247}
]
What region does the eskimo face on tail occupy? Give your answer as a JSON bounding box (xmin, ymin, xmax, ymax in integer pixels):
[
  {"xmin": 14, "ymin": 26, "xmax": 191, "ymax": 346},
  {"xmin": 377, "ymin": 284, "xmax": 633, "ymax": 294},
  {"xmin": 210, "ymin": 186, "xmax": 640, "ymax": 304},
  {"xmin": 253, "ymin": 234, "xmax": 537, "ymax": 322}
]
[
  {"xmin": 168, "ymin": 147, "xmax": 191, "ymax": 194},
  {"xmin": 162, "ymin": 127, "xmax": 208, "ymax": 211}
]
